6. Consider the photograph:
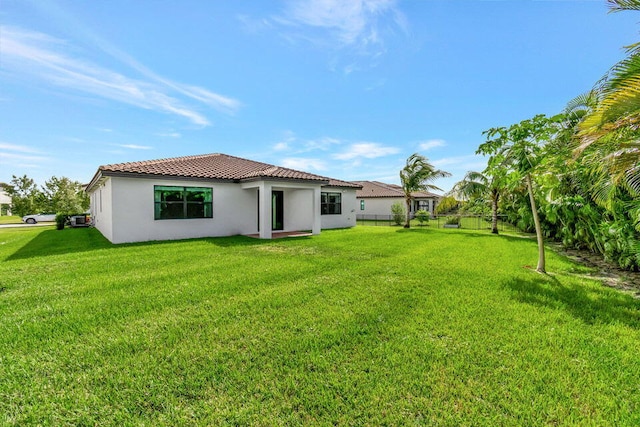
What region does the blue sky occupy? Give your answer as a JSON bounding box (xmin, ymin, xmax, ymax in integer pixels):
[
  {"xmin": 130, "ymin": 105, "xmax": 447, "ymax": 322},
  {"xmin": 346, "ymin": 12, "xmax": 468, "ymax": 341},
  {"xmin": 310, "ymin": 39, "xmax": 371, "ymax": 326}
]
[{"xmin": 1, "ymin": 0, "xmax": 637, "ymax": 192}]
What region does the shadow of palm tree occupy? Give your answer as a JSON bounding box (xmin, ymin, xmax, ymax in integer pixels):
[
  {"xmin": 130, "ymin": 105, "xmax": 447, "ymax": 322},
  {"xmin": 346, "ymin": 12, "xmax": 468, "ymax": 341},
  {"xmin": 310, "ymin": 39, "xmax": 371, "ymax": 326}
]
[{"xmin": 506, "ymin": 275, "xmax": 640, "ymax": 329}]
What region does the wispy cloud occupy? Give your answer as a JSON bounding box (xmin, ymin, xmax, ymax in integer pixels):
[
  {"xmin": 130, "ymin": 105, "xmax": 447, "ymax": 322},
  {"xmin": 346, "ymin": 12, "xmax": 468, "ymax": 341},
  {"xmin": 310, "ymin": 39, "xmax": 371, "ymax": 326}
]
[
  {"xmin": 0, "ymin": 142, "xmax": 42, "ymax": 154},
  {"xmin": 156, "ymin": 132, "xmax": 182, "ymax": 138},
  {"xmin": 2, "ymin": 26, "xmax": 241, "ymax": 126},
  {"xmin": 272, "ymin": 130, "xmax": 296, "ymax": 151},
  {"xmin": 272, "ymin": 132, "xmax": 341, "ymax": 154},
  {"xmin": 418, "ymin": 139, "xmax": 446, "ymax": 151},
  {"xmin": 333, "ymin": 142, "xmax": 399, "ymax": 160},
  {"xmin": 270, "ymin": 0, "xmax": 407, "ymax": 60},
  {"xmin": 116, "ymin": 144, "xmax": 153, "ymax": 150},
  {"xmin": 280, "ymin": 157, "xmax": 327, "ymax": 171},
  {"xmin": 0, "ymin": 142, "xmax": 49, "ymax": 164}
]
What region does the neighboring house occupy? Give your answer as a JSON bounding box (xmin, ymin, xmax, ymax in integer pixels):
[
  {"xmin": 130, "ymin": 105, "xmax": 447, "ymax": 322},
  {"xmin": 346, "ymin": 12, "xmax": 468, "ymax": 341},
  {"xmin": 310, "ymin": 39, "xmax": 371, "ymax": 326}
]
[
  {"xmin": 85, "ymin": 153, "xmax": 361, "ymax": 244},
  {"xmin": 353, "ymin": 181, "xmax": 441, "ymax": 219},
  {"xmin": 0, "ymin": 184, "xmax": 11, "ymax": 216}
]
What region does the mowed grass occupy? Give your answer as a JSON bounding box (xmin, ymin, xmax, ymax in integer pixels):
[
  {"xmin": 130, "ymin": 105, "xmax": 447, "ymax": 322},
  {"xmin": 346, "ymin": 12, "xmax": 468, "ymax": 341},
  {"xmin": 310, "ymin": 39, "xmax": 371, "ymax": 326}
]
[
  {"xmin": 0, "ymin": 216, "xmax": 22, "ymax": 225},
  {"xmin": 1, "ymin": 226, "xmax": 639, "ymax": 426}
]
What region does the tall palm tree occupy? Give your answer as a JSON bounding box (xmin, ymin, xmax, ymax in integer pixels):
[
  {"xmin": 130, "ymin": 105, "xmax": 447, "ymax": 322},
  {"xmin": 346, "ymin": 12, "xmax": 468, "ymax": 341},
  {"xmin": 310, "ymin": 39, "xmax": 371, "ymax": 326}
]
[
  {"xmin": 399, "ymin": 153, "xmax": 451, "ymax": 229},
  {"xmin": 450, "ymin": 170, "xmax": 502, "ymax": 234}
]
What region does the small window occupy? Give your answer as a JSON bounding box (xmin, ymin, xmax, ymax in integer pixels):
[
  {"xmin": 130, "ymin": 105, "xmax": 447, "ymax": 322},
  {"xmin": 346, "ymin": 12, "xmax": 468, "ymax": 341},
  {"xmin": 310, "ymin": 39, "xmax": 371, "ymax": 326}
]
[
  {"xmin": 154, "ymin": 186, "xmax": 212, "ymax": 220},
  {"xmin": 321, "ymin": 192, "xmax": 341, "ymax": 215},
  {"xmin": 360, "ymin": 200, "xmax": 365, "ymax": 210}
]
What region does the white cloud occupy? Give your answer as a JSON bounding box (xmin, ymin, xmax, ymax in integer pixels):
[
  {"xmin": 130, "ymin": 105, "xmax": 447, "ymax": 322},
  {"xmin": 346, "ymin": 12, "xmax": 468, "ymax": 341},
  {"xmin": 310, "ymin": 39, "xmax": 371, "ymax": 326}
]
[
  {"xmin": 0, "ymin": 142, "xmax": 42, "ymax": 154},
  {"xmin": 304, "ymin": 137, "xmax": 341, "ymax": 152},
  {"xmin": 117, "ymin": 144, "xmax": 152, "ymax": 150},
  {"xmin": 333, "ymin": 142, "xmax": 399, "ymax": 160},
  {"xmin": 156, "ymin": 132, "xmax": 181, "ymax": 138},
  {"xmin": 273, "ymin": 130, "xmax": 297, "ymax": 151},
  {"xmin": 272, "ymin": 0, "xmax": 407, "ymax": 58},
  {"xmin": 280, "ymin": 157, "xmax": 327, "ymax": 171},
  {"xmin": 418, "ymin": 139, "xmax": 446, "ymax": 151},
  {"xmin": 0, "ymin": 151, "xmax": 48, "ymax": 163},
  {"xmin": 1, "ymin": 26, "xmax": 241, "ymax": 126},
  {"xmin": 273, "ymin": 142, "xmax": 290, "ymax": 151},
  {"xmin": 273, "ymin": 133, "xmax": 341, "ymax": 154}
]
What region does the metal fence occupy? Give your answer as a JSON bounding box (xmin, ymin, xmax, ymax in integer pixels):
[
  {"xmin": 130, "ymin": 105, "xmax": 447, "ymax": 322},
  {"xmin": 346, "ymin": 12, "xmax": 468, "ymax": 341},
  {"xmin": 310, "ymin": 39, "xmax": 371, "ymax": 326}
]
[{"xmin": 356, "ymin": 214, "xmax": 520, "ymax": 233}]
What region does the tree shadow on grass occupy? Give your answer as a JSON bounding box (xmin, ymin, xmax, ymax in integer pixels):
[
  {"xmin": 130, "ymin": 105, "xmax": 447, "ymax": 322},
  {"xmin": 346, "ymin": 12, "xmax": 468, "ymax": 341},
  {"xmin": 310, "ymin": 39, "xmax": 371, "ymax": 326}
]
[
  {"xmin": 5, "ymin": 229, "xmax": 289, "ymax": 261},
  {"xmin": 506, "ymin": 275, "xmax": 640, "ymax": 329},
  {"xmin": 5, "ymin": 228, "xmax": 114, "ymax": 261}
]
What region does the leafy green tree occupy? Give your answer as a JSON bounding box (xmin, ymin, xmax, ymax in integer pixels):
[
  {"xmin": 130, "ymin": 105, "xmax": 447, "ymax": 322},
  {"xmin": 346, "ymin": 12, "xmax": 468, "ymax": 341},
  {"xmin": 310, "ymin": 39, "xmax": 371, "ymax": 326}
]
[
  {"xmin": 42, "ymin": 176, "xmax": 89, "ymax": 215},
  {"xmin": 399, "ymin": 153, "xmax": 451, "ymax": 229},
  {"xmin": 3, "ymin": 175, "xmax": 44, "ymax": 217},
  {"xmin": 478, "ymin": 114, "xmax": 564, "ymax": 273}
]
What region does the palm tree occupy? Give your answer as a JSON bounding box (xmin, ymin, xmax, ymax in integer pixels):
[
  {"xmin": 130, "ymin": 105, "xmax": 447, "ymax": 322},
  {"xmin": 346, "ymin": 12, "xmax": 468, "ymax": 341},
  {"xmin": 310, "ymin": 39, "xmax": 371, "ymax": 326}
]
[
  {"xmin": 450, "ymin": 170, "xmax": 502, "ymax": 234},
  {"xmin": 577, "ymin": 1, "xmax": 640, "ymax": 197},
  {"xmin": 399, "ymin": 153, "xmax": 451, "ymax": 229}
]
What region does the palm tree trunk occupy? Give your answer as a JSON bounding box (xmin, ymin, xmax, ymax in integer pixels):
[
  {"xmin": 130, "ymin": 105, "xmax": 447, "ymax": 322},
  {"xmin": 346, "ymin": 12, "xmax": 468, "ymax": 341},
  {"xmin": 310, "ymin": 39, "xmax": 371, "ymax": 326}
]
[
  {"xmin": 491, "ymin": 189, "xmax": 499, "ymax": 234},
  {"xmin": 404, "ymin": 197, "xmax": 411, "ymax": 228},
  {"xmin": 525, "ymin": 173, "xmax": 545, "ymax": 273}
]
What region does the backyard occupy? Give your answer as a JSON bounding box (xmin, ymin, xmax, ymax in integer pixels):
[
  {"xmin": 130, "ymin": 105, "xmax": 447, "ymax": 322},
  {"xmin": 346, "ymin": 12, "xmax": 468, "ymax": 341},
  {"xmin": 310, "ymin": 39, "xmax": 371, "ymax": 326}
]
[{"xmin": 1, "ymin": 225, "xmax": 639, "ymax": 426}]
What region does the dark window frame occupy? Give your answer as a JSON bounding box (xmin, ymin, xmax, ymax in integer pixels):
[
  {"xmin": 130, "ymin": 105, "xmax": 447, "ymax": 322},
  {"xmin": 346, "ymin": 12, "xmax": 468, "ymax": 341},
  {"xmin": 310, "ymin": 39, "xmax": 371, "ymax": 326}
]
[
  {"xmin": 154, "ymin": 185, "xmax": 213, "ymax": 220},
  {"xmin": 321, "ymin": 192, "xmax": 342, "ymax": 215}
]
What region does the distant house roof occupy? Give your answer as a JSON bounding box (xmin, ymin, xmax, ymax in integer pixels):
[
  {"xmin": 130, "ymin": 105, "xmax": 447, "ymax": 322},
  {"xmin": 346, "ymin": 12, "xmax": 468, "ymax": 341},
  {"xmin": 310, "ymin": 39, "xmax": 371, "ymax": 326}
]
[
  {"xmin": 352, "ymin": 181, "xmax": 440, "ymax": 199},
  {"xmin": 87, "ymin": 153, "xmax": 361, "ymax": 191}
]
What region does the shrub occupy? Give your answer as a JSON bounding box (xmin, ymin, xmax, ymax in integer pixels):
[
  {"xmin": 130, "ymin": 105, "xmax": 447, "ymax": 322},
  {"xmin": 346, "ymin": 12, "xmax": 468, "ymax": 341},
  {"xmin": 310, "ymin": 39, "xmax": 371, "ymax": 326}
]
[
  {"xmin": 55, "ymin": 213, "xmax": 67, "ymax": 230},
  {"xmin": 415, "ymin": 209, "xmax": 430, "ymax": 226},
  {"xmin": 390, "ymin": 202, "xmax": 405, "ymax": 226},
  {"xmin": 445, "ymin": 215, "xmax": 460, "ymax": 225}
]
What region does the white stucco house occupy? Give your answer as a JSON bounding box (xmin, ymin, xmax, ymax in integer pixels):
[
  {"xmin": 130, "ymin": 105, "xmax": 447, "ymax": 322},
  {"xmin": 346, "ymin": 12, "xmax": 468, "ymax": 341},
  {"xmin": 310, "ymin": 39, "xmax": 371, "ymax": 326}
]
[
  {"xmin": 353, "ymin": 181, "xmax": 441, "ymax": 220},
  {"xmin": 85, "ymin": 153, "xmax": 361, "ymax": 244},
  {"xmin": 0, "ymin": 184, "xmax": 11, "ymax": 216}
]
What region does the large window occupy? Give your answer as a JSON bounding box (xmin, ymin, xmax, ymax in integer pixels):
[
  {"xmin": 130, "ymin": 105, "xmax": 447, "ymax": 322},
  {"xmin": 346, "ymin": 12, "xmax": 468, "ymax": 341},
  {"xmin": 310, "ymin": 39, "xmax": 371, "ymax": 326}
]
[
  {"xmin": 154, "ymin": 186, "xmax": 212, "ymax": 220},
  {"xmin": 321, "ymin": 192, "xmax": 341, "ymax": 215}
]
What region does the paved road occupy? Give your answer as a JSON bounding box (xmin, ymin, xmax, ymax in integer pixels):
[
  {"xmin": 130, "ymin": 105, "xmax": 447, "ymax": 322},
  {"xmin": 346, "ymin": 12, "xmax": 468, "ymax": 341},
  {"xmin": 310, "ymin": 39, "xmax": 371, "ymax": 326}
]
[{"xmin": 0, "ymin": 222, "xmax": 54, "ymax": 229}]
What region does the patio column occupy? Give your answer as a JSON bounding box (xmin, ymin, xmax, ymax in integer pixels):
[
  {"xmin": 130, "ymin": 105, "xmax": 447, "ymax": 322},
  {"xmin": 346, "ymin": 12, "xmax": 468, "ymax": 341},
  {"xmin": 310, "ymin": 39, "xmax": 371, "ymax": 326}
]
[
  {"xmin": 259, "ymin": 182, "xmax": 272, "ymax": 239},
  {"xmin": 312, "ymin": 187, "xmax": 321, "ymax": 235}
]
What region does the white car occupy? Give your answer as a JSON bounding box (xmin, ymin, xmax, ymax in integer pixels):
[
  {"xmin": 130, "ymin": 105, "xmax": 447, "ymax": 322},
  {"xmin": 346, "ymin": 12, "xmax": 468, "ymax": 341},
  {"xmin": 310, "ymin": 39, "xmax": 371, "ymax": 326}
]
[{"xmin": 22, "ymin": 213, "xmax": 57, "ymax": 224}]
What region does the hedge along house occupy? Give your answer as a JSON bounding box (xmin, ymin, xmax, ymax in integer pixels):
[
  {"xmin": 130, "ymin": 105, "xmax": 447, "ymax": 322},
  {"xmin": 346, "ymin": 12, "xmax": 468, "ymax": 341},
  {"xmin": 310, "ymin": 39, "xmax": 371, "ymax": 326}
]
[
  {"xmin": 86, "ymin": 153, "xmax": 361, "ymax": 244},
  {"xmin": 353, "ymin": 181, "xmax": 442, "ymax": 220}
]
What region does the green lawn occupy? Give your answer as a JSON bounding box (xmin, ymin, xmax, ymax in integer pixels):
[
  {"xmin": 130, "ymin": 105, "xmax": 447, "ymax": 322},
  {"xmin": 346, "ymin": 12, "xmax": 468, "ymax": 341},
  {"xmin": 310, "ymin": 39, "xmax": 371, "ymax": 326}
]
[
  {"xmin": 1, "ymin": 226, "xmax": 639, "ymax": 426},
  {"xmin": 0, "ymin": 215, "xmax": 22, "ymax": 225}
]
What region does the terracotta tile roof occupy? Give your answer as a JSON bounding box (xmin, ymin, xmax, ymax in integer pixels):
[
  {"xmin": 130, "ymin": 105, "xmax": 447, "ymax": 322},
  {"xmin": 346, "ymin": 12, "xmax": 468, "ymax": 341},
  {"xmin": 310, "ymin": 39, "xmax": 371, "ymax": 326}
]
[
  {"xmin": 353, "ymin": 180, "xmax": 440, "ymax": 199},
  {"xmin": 91, "ymin": 153, "xmax": 360, "ymax": 188}
]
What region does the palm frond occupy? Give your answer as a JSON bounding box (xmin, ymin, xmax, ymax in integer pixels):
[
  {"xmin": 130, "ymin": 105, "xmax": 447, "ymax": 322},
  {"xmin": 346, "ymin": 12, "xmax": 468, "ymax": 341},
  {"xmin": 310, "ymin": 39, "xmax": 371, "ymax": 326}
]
[{"xmin": 608, "ymin": 0, "xmax": 640, "ymax": 12}]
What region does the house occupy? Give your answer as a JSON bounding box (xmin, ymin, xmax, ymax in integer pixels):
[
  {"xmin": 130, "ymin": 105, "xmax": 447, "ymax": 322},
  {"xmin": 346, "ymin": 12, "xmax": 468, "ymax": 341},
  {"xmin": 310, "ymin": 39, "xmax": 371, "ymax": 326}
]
[
  {"xmin": 0, "ymin": 184, "xmax": 11, "ymax": 216},
  {"xmin": 85, "ymin": 153, "xmax": 361, "ymax": 244},
  {"xmin": 352, "ymin": 181, "xmax": 441, "ymax": 220}
]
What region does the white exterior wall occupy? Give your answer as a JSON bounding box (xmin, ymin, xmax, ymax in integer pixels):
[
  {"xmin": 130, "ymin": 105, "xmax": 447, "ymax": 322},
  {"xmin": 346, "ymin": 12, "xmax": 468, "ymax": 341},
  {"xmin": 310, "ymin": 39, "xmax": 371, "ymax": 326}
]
[
  {"xmin": 0, "ymin": 188, "xmax": 11, "ymax": 215},
  {"xmin": 286, "ymin": 188, "xmax": 314, "ymax": 232},
  {"xmin": 358, "ymin": 197, "xmax": 402, "ymax": 218},
  {"xmin": 90, "ymin": 178, "xmax": 114, "ymax": 242},
  {"xmin": 89, "ymin": 176, "xmax": 358, "ymax": 244},
  {"xmin": 87, "ymin": 177, "xmax": 254, "ymax": 244},
  {"xmin": 321, "ymin": 187, "xmax": 358, "ymax": 229},
  {"xmin": 358, "ymin": 197, "xmax": 438, "ymax": 218}
]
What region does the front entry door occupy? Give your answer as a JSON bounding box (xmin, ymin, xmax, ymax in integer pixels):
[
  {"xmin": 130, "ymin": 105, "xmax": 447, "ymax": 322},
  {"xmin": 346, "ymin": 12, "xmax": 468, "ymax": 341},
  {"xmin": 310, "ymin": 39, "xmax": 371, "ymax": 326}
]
[{"xmin": 272, "ymin": 191, "xmax": 284, "ymax": 231}]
